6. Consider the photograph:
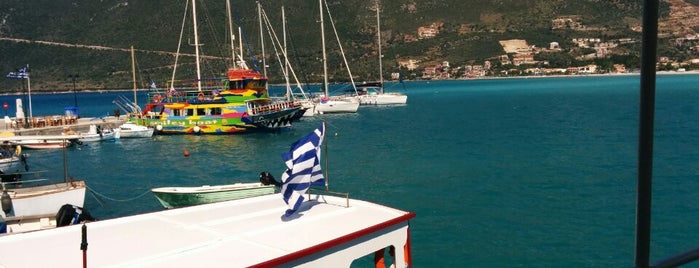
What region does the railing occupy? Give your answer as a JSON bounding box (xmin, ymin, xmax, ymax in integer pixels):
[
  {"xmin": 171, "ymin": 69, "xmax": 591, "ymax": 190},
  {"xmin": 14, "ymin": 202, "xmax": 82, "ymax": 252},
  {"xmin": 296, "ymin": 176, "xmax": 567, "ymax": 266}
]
[
  {"xmin": 248, "ymin": 101, "xmax": 298, "ymax": 116},
  {"xmin": 5, "ymin": 115, "xmax": 78, "ymax": 130}
]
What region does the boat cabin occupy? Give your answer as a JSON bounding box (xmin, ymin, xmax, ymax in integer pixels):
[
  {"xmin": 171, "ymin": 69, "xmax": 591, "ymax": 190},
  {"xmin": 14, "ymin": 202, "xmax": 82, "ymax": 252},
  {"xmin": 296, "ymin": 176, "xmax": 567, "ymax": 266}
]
[{"xmin": 0, "ymin": 193, "xmax": 415, "ymax": 267}]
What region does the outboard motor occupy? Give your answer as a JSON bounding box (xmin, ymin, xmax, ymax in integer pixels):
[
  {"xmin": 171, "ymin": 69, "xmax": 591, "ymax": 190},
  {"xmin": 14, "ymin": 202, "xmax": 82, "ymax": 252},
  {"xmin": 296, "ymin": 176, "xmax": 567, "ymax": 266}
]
[
  {"xmin": 259, "ymin": 171, "xmax": 281, "ymax": 187},
  {"xmin": 56, "ymin": 204, "xmax": 96, "ymax": 227}
]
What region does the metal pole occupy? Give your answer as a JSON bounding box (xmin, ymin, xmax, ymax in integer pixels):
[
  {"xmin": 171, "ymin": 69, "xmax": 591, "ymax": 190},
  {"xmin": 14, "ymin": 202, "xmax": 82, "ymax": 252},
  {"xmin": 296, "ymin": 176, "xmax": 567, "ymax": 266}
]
[
  {"xmin": 70, "ymin": 74, "xmax": 79, "ymax": 108},
  {"xmin": 635, "ymin": 0, "xmax": 659, "ymax": 267}
]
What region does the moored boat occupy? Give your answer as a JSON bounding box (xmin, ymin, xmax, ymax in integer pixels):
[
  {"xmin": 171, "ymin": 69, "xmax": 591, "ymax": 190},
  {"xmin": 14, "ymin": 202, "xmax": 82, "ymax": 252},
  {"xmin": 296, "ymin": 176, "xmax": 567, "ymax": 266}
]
[
  {"xmin": 116, "ymin": 122, "xmax": 154, "ymax": 138},
  {"xmin": 77, "ymin": 124, "xmax": 117, "ymax": 142},
  {"xmin": 0, "ymin": 145, "xmax": 27, "ymax": 179},
  {"xmin": 129, "ymin": 0, "xmax": 302, "ymax": 135},
  {"xmin": 355, "ymin": 82, "xmax": 408, "ymax": 105},
  {"xmin": 1, "ymin": 179, "xmax": 91, "ymax": 234},
  {"xmin": 152, "ymin": 182, "xmax": 276, "ymax": 209},
  {"xmin": 0, "ymin": 134, "xmax": 79, "ymax": 150}
]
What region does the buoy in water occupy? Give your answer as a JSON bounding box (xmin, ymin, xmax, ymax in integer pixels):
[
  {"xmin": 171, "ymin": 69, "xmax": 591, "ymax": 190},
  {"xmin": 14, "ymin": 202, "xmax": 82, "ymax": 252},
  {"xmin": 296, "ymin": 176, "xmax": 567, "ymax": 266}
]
[{"xmin": 184, "ymin": 149, "xmax": 190, "ymax": 157}]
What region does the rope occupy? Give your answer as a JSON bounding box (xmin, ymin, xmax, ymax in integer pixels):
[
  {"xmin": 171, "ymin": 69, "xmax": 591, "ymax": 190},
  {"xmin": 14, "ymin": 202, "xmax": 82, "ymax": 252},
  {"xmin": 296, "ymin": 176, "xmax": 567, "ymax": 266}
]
[{"xmin": 87, "ymin": 186, "xmax": 151, "ymax": 202}]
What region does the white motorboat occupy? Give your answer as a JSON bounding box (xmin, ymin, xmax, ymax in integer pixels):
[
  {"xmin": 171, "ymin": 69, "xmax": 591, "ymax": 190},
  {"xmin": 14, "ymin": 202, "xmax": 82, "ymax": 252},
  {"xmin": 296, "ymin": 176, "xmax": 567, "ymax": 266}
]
[
  {"xmin": 0, "ymin": 134, "xmax": 79, "ymax": 150},
  {"xmin": 1, "ymin": 179, "xmax": 90, "ymax": 234},
  {"xmin": 78, "ymin": 124, "xmax": 117, "ymax": 142},
  {"xmin": 0, "ymin": 145, "xmax": 27, "ymax": 177},
  {"xmin": 117, "ymin": 122, "xmax": 154, "ymax": 138}
]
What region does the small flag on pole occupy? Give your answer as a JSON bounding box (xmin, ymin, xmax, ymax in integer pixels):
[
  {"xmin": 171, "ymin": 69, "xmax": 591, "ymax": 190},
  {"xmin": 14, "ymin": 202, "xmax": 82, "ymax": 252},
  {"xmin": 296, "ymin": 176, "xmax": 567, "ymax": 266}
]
[
  {"xmin": 6, "ymin": 66, "xmax": 29, "ymax": 79},
  {"xmin": 281, "ymin": 122, "xmax": 325, "ymax": 216}
]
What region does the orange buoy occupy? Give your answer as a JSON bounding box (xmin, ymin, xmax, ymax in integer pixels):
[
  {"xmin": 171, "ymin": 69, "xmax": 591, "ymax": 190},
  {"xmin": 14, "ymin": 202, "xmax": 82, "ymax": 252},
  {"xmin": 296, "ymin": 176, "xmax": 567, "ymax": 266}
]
[{"xmin": 184, "ymin": 149, "xmax": 190, "ymax": 157}]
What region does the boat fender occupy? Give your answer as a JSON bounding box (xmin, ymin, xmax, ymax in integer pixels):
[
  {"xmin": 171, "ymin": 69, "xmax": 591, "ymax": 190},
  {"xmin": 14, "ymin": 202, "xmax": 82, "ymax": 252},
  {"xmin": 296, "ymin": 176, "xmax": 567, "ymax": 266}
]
[
  {"xmin": 1, "ymin": 190, "xmax": 13, "ymax": 215},
  {"xmin": 193, "ymin": 126, "xmax": 201, "ymax": 133},
  {"xmin": 56, "ymin": 204, "xmax": 96, "ymax": 227},
  {"xmin": 259, "ymin": 171, "xmax": 281, "ymax": 187}
]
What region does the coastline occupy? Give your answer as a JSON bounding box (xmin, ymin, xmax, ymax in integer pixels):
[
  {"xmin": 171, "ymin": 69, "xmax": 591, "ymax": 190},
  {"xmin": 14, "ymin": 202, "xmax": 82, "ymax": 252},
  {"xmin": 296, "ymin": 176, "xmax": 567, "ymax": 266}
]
[{"xmin": 2, "ymin": 70, "xmax": 698, "ymax": 96}]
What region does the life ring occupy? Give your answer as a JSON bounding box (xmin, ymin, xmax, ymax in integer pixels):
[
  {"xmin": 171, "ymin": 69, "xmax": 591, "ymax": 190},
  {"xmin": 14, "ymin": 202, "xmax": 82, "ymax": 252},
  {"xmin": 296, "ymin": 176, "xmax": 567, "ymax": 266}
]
[
  {"xmin": 197, "ymin": 92, "xmax": 205, "ymax": 101},
  {"xmin": 152, "ymin": 94, "xmax": 162, "ymax": 103}
]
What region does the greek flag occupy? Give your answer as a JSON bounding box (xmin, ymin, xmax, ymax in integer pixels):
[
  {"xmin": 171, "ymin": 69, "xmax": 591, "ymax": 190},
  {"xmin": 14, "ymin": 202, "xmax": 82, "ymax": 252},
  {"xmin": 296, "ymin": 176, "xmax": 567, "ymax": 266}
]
[
  {"xmin": 6, "ymin": 66, "xmax": 28, "ymax": 79},
  {"xmin": 281, "ymin": 123, "xmax": 325, "ymax": 216}
]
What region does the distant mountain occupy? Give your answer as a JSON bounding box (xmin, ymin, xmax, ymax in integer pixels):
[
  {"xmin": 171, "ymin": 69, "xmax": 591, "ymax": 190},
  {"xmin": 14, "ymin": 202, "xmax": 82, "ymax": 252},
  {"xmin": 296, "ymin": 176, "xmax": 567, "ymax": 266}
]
[{"xmin": 0, "ymin": 0, "xmax": 694, "ymax": 91}]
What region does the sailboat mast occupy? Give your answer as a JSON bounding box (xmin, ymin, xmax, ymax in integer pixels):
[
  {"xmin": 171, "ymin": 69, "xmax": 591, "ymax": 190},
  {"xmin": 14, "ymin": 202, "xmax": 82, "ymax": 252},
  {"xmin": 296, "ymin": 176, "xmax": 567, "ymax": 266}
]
[
  {"xmin": 320, "ymin": 0, "xmax": 329, "ymax": 96},
  {"xmin": 192, "ymin": 0, "xmax": 202, "ymax": 91},
  {"xmin": 283, "ymin": 6, "xmax": 291, "ymax": 101},
  {"xmin": 238, "ymin": 27, "xmax": 244, "ymax": 68},
  {"xmin": 258, "ymin": 2, "xmax": 267, "ymax": 80},
  {"xmin": 131, "ymin": 46, "xmax": 137, "ymax": 104},
  {"xmin": 226, "ymin": 0, "xmax": 236, "ymax": 68},
  {"xmin": 376, "ymin": 0, "xmax": 384, "ymax": 93}
]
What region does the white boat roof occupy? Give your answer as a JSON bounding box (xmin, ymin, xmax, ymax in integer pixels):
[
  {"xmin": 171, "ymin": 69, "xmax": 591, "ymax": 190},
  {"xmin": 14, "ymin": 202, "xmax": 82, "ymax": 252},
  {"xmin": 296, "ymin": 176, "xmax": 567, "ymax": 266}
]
[{"xmin": 0, "ymin": 193, "xmax": 415, "ymax": 267}]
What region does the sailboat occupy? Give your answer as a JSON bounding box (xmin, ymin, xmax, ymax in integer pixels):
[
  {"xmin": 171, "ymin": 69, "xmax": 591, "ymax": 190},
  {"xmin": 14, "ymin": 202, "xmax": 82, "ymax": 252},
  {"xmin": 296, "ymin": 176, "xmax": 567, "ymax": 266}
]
[
  {"xmin": 129, "ymin": 0, "xmax": 301, "ymax": 134},
  {"xmin": 314, "ymin": 0, "xmax": 360, "ymax": 114},
  {"xmin": 356, "ymin": 1, "xmax": 407, "ymax": 105}
]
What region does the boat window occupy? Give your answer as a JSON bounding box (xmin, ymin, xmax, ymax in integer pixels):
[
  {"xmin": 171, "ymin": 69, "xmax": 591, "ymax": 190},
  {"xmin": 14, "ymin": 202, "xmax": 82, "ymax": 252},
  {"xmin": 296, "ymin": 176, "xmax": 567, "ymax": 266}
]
[
  {"xmin": 173, "ymin": 109, "xmax": 181, "ymax": 116},
  {"xmin": 210, "ymin": 107, "xmax": 222, "ymax": 115},
  {"xmin": 197, "ymin": 108, "xmax": 205, "ymax": 116},
  {"xmin": 186, "ymin": 109, "xmax": 194, "ymax": 116}
]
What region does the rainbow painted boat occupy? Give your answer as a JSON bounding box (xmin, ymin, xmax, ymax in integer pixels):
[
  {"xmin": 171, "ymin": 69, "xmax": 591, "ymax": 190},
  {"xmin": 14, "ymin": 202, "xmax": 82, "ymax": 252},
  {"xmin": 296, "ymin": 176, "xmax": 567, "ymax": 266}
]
[
  {"xmin": 132, "ymin": 69, "xmax": 304, "ymax": 135},
  {"xmin": 125, "ymin": 0, "xmax": 305, "ymax": 135}
]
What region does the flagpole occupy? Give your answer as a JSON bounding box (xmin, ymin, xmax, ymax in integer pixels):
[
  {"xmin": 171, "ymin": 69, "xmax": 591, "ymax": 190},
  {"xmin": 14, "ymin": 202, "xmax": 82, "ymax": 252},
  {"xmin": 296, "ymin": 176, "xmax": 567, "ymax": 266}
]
[
  {"xmin": 324, "ymin": 121, "xmax": 329, "ymax": 191},
  {"xmin": 26, "ymin": 64, "xmax": 33, "ymax": 119}
]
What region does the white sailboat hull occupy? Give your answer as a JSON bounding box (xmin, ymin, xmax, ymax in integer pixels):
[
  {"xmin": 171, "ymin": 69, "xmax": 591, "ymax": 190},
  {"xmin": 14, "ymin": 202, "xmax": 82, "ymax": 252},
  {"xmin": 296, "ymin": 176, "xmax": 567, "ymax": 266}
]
[
  {"xmin": 358, "ymin": 93, "xmax": 408, "ymax": 105},
  {"xmin": 315, "ymin": 100, "xmax": 359, "ymax": 114}
]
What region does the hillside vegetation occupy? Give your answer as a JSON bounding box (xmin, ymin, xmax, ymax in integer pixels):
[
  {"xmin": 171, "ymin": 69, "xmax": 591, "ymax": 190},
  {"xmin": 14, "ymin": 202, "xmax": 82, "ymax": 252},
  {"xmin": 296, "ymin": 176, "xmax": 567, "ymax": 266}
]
[{"xmin": 0, "ymin": 0, "xmax": 686, "ymax": 91}]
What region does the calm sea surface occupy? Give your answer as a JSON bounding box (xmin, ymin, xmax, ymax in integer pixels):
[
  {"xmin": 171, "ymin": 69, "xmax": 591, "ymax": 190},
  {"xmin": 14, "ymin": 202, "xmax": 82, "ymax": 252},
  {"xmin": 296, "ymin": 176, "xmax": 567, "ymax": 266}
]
[{"xmin": 6, "ymin": 74, "xmax": 699, "ymax": 267}]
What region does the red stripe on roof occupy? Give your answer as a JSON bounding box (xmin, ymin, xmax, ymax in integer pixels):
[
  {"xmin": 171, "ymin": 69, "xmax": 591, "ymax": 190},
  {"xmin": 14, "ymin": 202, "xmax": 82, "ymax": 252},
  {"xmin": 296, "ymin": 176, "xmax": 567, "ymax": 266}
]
[{"xmin": 250, "ymin": 211, "xmax": 416, "ymax": 267}]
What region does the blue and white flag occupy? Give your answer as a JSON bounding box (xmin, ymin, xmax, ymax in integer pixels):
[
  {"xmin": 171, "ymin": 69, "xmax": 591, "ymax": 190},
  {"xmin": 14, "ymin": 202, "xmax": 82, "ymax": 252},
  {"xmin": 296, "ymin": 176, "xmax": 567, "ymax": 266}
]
[
  {"xmin": 6, "ymin": 66, "xmax": 28, "ymax": 79},
  {"xmin": 281, "ymin": 123, "xmax": 325, "ymax": 216}
]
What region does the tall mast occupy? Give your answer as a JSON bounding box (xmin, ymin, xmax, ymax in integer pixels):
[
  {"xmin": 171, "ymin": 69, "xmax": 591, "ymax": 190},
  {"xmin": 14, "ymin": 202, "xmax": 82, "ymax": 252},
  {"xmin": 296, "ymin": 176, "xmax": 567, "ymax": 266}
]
[
  {"xmin": 258, "ymin": 2, "xmax": 267, "ymax": 80},
  {"xmin": 283, "ymin": 6, "xmax": 291, "ymax": 101},
  {"xmin": 376, "ymin": 0, "xmax": 384, "ymax": 93},
  {"xmin": 131, "ymin": 46, "xmax": 137, "ymax": 103},
  {"xmin": 226, "ymin": 0, "xmax": 236, "ymax": 68},
  {"xmin": 320, "ymin": 0, "xmax": 328, "ymax": 96},
  {"xmin": 192, "ymin": 0, "xmax": 202, "ymax": 91}
]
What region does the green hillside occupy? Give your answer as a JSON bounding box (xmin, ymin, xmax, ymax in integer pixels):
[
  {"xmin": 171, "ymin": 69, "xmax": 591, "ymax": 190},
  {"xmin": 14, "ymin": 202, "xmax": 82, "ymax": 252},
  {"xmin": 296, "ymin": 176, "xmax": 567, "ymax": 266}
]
[{"xmin": 0, "ymin": 0, "xmax": 677, "ymax": 91}]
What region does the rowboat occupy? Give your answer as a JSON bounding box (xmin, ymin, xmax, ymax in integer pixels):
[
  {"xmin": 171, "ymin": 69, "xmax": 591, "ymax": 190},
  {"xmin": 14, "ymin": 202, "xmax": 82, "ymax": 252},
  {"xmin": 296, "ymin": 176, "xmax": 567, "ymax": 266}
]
[{"xmin": 151, "ymin": 182, "xmax": 276, "ymax": 209}]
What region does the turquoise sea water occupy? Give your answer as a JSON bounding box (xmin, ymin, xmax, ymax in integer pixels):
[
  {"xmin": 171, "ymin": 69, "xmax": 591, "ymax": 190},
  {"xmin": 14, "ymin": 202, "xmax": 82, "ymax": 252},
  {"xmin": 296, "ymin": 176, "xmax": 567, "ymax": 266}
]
[{"xmin": 8, "ymin": 74, "xmax": 699, "ymax": 267}]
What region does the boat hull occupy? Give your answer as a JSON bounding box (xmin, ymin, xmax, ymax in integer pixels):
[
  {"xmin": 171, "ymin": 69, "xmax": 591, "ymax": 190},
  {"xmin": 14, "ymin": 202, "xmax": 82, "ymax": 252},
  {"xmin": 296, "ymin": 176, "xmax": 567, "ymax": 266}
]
[
  {"xmin": 315, "ymin": 99, "xmax": 359, "ymax": 114},
  {"xmin": 358, "ymin": 94, "xmax": 408, "ymax": 105},
  {"xmin": 151, "ymin": 182, "xmax": 275, "ymax": 208},
  {"xmin": 1, "ymin": 180, "xmax": 86, "ymax": 218}
]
